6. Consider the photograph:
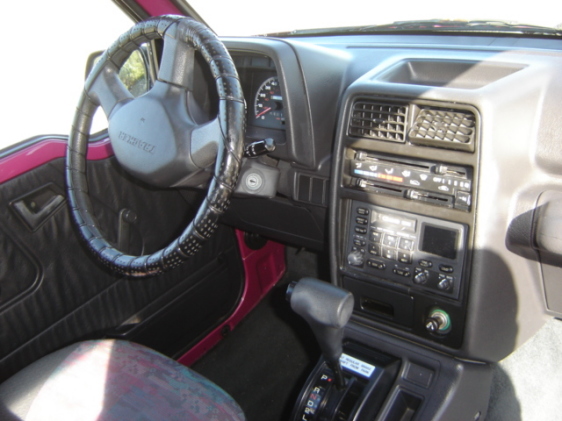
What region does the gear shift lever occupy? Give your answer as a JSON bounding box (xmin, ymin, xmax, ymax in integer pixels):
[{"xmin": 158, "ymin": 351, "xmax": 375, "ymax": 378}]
[{"xmin": 286, "ymin": 277, "xmax": 354, "ymax": 389}]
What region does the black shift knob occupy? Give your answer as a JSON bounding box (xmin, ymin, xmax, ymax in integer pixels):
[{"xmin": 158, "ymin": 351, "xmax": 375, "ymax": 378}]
[{"xmin": 287, "ymin": 277, "xmax": 354, "ymax": 388}]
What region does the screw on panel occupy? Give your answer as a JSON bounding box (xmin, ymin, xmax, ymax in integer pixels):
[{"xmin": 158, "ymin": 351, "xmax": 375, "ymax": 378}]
[{"xmin": 221, "ymin": 324, "xmax": 231, "ymax": 337}]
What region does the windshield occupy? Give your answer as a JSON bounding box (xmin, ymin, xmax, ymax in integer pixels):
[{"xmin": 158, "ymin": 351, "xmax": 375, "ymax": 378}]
[{"xmin": 186, "ymin": 0, "xmax": 561, "ymax": 36}]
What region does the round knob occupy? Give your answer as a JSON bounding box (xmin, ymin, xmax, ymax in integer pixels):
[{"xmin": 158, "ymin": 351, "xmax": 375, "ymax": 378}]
[
  {"xmin": 347, "ymin": 251, "xmax": 364, "ymax": 267},
  {"xmin": 438, "ymin": 276, "xmax": 453, "ymax": 291},
  {"xmin": 414, "ymin": 270, "xmax": 429, "ymax": 285}
]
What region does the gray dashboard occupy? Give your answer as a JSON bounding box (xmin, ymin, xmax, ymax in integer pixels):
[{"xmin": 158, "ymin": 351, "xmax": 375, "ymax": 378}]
[{"xmin": 222, "ymin": 34, "xmax": 562, "ymax": 363}]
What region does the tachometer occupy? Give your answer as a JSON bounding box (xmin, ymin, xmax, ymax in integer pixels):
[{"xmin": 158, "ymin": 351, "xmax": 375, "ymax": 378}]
[{"xmin": 254, "ymin": 76, "xmax": 284, "ymax": 129}]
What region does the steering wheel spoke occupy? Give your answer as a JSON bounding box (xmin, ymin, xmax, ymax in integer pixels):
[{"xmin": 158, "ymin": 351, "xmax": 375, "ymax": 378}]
[
  {"xmin": 191, "ymin": 117, "xmax": 222, "ymax": 166},
  {"xmin": 158, "ymin": 24, "xmax": 196, "ymax": 89},
  {"xmin": 66, "ymin": 16, "xmax": 245, "ymax": 278},
  {"xmin": 86, "ymin": 61, "xmax": 134, "ymax": 119}
]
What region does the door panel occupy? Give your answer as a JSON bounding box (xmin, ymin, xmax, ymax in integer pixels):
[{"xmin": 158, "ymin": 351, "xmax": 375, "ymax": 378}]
[{"xmin": 0, "ymin": 150, "xmax": 244, "ymax": 382}]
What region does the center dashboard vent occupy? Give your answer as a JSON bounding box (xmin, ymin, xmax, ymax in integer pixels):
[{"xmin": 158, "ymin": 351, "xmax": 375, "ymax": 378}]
[
  {"xmin": 409, "ymin": 106, "xmax": 476, "ymax": 147},
  {"xmin": 349, "ymin": 99, "xmax": 477, "ymax": 152},
  {"xmin": 349, "ymin": 101, "xmax": 408, "ymax": 143}
]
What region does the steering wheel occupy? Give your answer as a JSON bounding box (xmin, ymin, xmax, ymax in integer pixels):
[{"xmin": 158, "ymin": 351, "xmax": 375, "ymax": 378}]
[{"xmin": 66, "ymin": 16, "xmax": 245, "ymax": 277}]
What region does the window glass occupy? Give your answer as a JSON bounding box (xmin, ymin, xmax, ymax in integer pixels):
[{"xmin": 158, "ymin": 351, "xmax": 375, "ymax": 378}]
[
  {"xmin": 187, "ymin": 0, "xmax": 560, "ymax": 36},
  {"xmin": 119, "ymin": 49, "xmax": 150, "ymax": 98},
  {"xmin": 2, "ymin": 0, "xmax": 133, "ymax": 150}
]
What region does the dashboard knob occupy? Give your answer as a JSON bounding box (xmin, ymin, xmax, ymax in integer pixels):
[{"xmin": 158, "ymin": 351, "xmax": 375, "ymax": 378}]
[
  {"xmin": 414, "ymin": 270, "xmax": 429, "ymax": 285},
  {"xmin": 347, "ymin": 251, "xmax": 364, "ymax": 267}
]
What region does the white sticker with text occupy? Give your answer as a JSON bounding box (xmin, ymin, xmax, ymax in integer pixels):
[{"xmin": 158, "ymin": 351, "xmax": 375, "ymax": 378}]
[{"xmin": 340, "ymin": 353, "xmax": 376, "ymax": 378}]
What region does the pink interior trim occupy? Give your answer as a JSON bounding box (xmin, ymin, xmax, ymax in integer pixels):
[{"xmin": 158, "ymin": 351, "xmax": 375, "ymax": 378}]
[
  {"xmin": 134, "ymin": 0, "xmax": 183, "ymax": 16},
  {"xmin": 178, "ymin": 230, "xmax": 286, "ymax": 366},
  {"xmin": 0, "ymin": 138, "xmax": 114, "ymax": 185}
]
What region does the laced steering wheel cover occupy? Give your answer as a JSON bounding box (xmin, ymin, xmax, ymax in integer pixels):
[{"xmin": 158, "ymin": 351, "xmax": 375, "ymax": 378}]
[{"xmin": 66, "ymin": 16, "xmax": 245, "ymax": 277}]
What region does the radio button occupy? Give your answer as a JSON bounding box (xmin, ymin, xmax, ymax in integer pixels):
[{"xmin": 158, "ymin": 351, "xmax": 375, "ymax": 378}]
[
  {"xmin": 370, "ymin": 231, "xmax": 382, "ymax": 243},
  {"xmin": 399, "ymin": 238, "xmax": 414, "ymax": 251},
  {"xmin": 419, "ymin": 259, "xmax": 433, "ymax": 268},
  {"xmin": 439, "ymin": 264, "xmax": 454, "ymax": 274},
  {"xmin": 398, "ymin": 252, "xmax": 412, "ymax": 264},
  {"xmin": 367, "ymin": 259, "xmax": 386, "ymax": 270},
  {"xmin": 383, "ymin": 234, "xmax": 398, "ymax": 248},
  {"xmin": 353, "ymin": 237, "xmax": 366, "ymax": 247},
  {"xmin": 383, "ymin": 247, "xmax": 397, "ymax": 261},
  {"xmin": 354, "ymin": 226, "xmax": 367, "ymax": 235},
  {"xmin": 355, "ymin": 216, "xmax": 368, "ymax": 225},
  {"xmin": 393, "ymin": 266, "xmax": 411, "ymax": 277},
  {"xmin": 368, "ymin": 244, "xmax": 381, "ymax": 256}
]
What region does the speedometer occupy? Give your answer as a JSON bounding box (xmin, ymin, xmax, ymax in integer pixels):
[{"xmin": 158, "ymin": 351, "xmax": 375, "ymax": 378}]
[{"xmin": 254, "ymin": 76, "xmax": 285, "ymax": 129}]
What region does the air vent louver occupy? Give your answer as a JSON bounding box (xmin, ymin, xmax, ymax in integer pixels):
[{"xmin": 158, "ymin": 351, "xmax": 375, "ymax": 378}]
[
  {"xmin": 409, "ymin": 107, "xmax": 476, "ymax": 144},
  {"xmin": 349, "ymin": 101, "xmax": 408, "ymax": 142}
]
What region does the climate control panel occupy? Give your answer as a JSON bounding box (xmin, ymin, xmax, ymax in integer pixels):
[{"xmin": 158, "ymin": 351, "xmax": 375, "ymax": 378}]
[
  {"xmin": 346, "ymin": 201, "xmax": 467, "ymax": 300},
  {"xmin": 349, "ymin": 152, "xmax": 473, "ymax": 211}
]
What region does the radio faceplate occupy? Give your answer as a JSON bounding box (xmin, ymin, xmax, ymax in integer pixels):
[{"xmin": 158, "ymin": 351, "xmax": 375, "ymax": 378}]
[{"xmin": 346, "ymin": 201, "xmax": 467, "ymax": 300}]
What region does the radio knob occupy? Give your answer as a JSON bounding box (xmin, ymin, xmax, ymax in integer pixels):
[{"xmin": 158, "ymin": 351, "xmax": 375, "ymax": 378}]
[
  {"xmin": 414, "ymin": 270, "xmax": 429, "ymax": 285},
  {"xmin": 347, "ymin": 251, "xmax": 364, "ymax": 267}
]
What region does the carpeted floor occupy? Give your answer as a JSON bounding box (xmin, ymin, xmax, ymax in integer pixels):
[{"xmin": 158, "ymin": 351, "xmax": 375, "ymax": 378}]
[
  {"xmin": 487, "ymin": 317, "xmax": 562, "ymax": 421},
  {"xmin": 192, "ymin": 247, "xmax": 326, "ymax": 421}
]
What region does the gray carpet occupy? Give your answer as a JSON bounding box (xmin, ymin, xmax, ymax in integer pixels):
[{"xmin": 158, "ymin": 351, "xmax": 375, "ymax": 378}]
[{"xmin": 487, "ymin": 318, "xmax": 562, "ymax": 420}]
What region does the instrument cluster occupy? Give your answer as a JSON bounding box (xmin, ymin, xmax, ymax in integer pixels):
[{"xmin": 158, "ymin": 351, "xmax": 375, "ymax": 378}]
[{"xmin": 232, "ymin": 53, "xmax": 285, "ymax": 132}]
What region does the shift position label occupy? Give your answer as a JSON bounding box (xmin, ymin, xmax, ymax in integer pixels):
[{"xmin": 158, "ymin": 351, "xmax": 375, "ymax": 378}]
[{"xmin": 340, "ymin": 354, "xmax": 376, "ymax": 378}]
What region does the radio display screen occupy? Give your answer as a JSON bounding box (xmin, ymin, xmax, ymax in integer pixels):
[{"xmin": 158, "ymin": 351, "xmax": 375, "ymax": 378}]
[{"xmin": 421, "ymin": 224, "xmax": 458, "ymax": 260}]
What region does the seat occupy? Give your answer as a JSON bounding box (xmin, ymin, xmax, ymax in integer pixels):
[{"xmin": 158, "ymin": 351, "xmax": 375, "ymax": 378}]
[{"xmin": 0, "ymin": 340, "xmax": 245, "ymax": 421}]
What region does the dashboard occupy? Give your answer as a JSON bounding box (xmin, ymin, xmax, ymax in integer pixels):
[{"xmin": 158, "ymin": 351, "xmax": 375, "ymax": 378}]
[{"xmin": 221, "ymin": 33, "xmax": 562, "ymax": 366}]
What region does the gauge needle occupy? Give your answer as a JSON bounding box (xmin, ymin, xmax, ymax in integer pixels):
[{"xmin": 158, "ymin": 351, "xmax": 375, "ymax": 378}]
[{"xmin": 256, "ymin": 107, "xmax": 272, "ymax": 119}]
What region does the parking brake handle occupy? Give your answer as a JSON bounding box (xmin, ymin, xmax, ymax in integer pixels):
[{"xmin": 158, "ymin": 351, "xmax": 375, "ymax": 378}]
[{"xmin": 286, "ymin": 277, "xmax": 354, "ymax": 389}]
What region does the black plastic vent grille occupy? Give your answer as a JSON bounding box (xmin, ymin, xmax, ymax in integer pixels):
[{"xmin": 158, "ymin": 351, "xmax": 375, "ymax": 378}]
[
  {"xmin": 349, "ymin": 101, "xmax": 408, "ymax": 142},
  {"xmin": 409, "ymin": 107, "xmax": 476, "ymax": 144}
]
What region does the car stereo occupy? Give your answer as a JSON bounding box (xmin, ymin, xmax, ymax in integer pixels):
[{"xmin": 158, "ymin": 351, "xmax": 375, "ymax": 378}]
[{"xmin": 346, "ymin": 201, "xmax": 467, "ymax": 300}]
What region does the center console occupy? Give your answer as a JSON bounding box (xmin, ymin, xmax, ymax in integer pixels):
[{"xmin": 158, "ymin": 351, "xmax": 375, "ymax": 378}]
[
  {"xmin": 289, "ymin": 90, "xmax": 491, "ymax": 420},
  {"xmin": 332, "ymin": 95, "xmax": 479, "ymax": 351}
]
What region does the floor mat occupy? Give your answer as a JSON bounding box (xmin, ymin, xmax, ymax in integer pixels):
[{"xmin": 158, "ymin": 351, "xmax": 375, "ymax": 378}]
[{"xmin": 192, "ymin": 247, "xmax": 327, "ymax": 421}]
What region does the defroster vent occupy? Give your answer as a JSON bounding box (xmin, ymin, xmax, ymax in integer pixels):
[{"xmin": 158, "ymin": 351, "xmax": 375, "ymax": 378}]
[{"xmin": 349, "ymin": 101, "xmax": 408, "ymax": 143}]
